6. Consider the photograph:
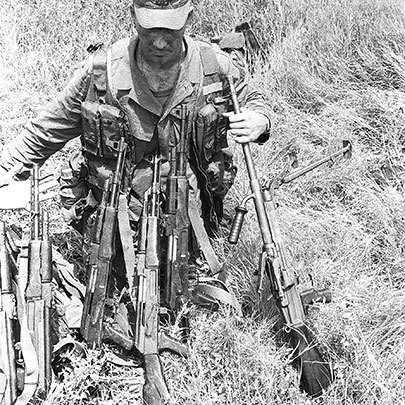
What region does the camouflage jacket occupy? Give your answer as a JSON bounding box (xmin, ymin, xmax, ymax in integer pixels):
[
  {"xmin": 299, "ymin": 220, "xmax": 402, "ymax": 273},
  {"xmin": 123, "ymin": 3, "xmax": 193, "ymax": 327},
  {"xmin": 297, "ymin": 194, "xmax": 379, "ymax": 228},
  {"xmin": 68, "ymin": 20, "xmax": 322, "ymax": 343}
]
[{"xmin": 1, "ymin": 35, "xmax": 271, "ymax": 230}]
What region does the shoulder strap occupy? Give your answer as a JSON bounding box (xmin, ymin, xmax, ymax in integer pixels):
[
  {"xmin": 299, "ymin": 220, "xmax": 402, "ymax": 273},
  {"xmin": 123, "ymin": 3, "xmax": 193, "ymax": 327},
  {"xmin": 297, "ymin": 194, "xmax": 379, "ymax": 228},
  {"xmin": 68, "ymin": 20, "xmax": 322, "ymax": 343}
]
[
  {"xmin": 196, "ymin": 42, "xmax": 224, "ymax": 102},
  {"xmin": 88, "ymin": 46, "xmax": 118, "ymax": 106},
  {"xmin": 198, "ymin": 42, "xmax": 220, "ymax": 77},
  {"xmin": 91, "ymin": 48, "xmax": 107, "ymax": 102}
]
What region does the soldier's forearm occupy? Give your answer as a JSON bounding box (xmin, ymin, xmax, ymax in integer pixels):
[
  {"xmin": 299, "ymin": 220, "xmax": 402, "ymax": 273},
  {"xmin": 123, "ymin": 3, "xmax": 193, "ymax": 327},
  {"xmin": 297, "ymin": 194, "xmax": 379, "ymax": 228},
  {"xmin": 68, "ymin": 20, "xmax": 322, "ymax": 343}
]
[{"xmin": 1, "ymin": 58, "xmax": 92, "ymax": 170}]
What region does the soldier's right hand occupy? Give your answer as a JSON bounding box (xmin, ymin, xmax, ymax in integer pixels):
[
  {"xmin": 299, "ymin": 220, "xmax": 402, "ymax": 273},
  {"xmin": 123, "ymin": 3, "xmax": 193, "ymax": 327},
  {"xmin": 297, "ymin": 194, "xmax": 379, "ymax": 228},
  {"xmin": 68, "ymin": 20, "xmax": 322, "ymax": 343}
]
[
  {"xmin": 0, "ymin": 165, "xmax": 15, "ymax": 187},
  {"xmin": 0, "ymin": 167, "xmax": 58, "ymax": 210},
  {"xmin": 0, "ymin": 163, "xmax": 31, "ymax": 187}
]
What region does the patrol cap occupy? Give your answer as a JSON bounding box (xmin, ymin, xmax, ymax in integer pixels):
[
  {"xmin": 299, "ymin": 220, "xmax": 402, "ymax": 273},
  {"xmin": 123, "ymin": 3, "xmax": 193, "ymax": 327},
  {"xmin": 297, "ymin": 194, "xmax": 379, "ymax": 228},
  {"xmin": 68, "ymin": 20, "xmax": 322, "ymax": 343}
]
[{"xmin": 133, "ymin": 0, "xmax": 192, "ymax": 30}]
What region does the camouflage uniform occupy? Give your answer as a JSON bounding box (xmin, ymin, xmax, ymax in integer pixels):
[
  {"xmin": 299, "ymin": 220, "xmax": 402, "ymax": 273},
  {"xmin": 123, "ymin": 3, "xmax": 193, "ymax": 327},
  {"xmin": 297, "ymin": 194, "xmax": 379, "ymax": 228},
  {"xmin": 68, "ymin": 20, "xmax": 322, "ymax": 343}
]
[{"xmin": 0, "ymin": 34, "xmax": 270, "ymax": 238}]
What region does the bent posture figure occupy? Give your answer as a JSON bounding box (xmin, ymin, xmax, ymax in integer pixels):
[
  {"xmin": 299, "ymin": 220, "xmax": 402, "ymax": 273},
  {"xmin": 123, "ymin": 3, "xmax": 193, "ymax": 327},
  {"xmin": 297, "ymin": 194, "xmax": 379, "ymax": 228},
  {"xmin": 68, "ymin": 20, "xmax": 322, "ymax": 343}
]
[{"xmin": 0, "ymin": 1, "xmax": 305, "ymax": 404}]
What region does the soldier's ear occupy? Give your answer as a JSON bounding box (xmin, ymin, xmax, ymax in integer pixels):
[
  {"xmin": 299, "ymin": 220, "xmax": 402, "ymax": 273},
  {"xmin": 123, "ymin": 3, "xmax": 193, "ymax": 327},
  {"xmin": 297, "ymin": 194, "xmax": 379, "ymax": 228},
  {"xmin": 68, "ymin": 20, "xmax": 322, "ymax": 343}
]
[
  {"xmin": 186, "ymin": 7, "xmax": 194, "ymax": 26},
  {"xmin": 130, "ymin": 4, "xmax": 137, "ymax": 27}
]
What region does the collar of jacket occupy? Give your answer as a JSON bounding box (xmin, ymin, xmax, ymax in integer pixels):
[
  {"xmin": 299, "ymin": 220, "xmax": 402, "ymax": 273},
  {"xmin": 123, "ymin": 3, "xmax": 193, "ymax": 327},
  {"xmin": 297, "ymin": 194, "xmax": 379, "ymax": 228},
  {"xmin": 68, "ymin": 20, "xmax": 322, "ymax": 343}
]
[{"xmin": 111, "ymin": 34, "xmax": 202, "ymax": 119}]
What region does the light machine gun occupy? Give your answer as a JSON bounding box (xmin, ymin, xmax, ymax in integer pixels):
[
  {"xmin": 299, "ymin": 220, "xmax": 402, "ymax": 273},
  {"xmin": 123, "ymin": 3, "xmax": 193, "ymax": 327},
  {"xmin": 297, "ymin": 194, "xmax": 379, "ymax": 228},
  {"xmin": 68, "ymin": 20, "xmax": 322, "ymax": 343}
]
[{"xmin": 228, "ymin": 76, "xmax": 351, "ymax": 397}]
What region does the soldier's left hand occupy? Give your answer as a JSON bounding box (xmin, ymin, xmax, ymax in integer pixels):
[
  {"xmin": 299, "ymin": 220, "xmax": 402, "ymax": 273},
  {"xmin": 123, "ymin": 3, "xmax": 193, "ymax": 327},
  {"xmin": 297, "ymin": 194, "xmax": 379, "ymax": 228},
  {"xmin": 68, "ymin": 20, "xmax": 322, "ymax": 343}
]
[{"xmin": 223, "ymin": 107, "xmax": 269, "ymax": 143}]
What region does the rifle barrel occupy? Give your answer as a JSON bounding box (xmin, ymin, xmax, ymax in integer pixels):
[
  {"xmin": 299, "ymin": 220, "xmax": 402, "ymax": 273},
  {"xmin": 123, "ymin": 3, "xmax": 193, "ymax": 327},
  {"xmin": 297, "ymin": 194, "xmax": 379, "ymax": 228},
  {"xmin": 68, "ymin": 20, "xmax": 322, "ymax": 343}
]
[
  {"xmin": 31, "ymin": 165, "xmax": 40, "ymax": 240},
  {"xmin": 227, "ymin": 76, "xmax": 274, "ymax": 252},
  {"xmin": 109, "ymin": 138, "xmax": 127, "ymax": 207},
  {"xmin": 178, "ymin": 105, "xmax": 187, "ymax": 176}
]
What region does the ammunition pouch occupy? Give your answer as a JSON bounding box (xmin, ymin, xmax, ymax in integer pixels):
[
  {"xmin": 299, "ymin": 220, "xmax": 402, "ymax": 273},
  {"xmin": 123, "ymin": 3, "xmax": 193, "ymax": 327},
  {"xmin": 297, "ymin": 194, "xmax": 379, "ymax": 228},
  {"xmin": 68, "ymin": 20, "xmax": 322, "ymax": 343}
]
[
  {"xmin": 81, "ymin": 101, "xmax": 126, "ymax": 159},
  {"xmin": 194, "ymin": 97, "xmax": 237, "ymax": 227}
]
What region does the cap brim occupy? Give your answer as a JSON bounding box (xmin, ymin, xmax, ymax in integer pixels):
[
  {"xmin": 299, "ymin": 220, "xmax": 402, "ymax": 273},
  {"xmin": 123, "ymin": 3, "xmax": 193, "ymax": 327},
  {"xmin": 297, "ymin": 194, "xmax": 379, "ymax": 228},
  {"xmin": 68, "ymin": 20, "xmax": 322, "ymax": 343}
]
[{"xmin": 135, "ymin": 2, "xmax": 190, "ymax": 30}]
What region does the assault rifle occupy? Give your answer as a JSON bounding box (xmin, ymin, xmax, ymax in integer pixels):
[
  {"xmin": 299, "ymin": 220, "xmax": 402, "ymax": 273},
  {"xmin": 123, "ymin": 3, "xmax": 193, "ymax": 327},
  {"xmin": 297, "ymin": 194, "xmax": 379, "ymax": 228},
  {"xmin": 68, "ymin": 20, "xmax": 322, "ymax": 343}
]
[
  {"xmin": 133, "ymin": 153, "xmax": 188, "ymax": 405},
  {"xmin": 25, "ymin": 164, "xmax": 53, "ymax": 395},
  {"xmin": 227, "ymin": 76, "xmax": 351, "ymax": 397},
  {"xmin": 164, "ymin": 105, "xmax": 191, "ymax": 338},
  {"xmin": 81, "ymin": 138, "xmax": 128, "ymax": 348}
]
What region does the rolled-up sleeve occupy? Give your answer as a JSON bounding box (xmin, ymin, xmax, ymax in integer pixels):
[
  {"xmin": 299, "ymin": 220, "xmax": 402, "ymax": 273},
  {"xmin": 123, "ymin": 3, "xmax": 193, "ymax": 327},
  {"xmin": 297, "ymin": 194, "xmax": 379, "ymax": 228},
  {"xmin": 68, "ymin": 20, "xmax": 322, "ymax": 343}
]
[
  {"xmin": 216, "ymin": 48, "xmax": 271, "ymax": 144},
  {"xmin": 1, "ymin": 59, "xmax": 92, "ymax": 170}
]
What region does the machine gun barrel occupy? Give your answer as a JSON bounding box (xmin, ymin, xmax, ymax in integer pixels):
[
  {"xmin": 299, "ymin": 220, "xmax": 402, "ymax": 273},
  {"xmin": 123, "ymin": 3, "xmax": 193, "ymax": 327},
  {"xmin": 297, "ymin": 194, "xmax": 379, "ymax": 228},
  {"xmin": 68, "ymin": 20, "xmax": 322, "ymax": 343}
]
[{"xmin": 228, "ymin": 77, "xmax": 275, "ymax": 252}]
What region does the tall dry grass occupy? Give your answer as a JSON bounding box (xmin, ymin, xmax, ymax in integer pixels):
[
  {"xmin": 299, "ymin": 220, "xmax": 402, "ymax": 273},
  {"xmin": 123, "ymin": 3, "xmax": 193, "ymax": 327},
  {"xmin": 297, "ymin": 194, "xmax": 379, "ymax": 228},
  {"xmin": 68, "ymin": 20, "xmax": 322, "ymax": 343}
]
[{"xmin": 1, "ymin": 0, "xmax": 405, "ymax": 403}]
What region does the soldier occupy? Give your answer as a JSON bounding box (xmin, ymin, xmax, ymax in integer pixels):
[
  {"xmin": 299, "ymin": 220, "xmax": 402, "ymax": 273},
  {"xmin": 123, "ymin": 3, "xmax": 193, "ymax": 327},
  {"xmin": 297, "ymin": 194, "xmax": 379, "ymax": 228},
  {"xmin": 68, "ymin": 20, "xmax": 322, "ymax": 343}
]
[
  {"xmin": 0, "ymin": 0, "xmax": 271, "ymax": 312},
  {"xmin": 0, "ymin": 0, "xmax": 270, "ymax": 200},
  {"xmin": 0, "ymin": 0, "xmax": 271, "ymax": 402}
]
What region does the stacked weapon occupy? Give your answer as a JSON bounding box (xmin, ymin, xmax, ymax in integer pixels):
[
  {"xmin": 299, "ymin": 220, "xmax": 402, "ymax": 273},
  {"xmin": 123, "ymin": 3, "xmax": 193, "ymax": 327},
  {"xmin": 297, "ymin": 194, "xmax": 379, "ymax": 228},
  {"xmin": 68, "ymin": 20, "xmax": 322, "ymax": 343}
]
[
  {"xmin": 81, "ymin": 138, "xmax": 129, "ymax": 348},
  {"xmin": 227, "ymin": 76, "xmax": 351, "ymax": 397},
  {"xmin": 0, "ymin": 164, "xmax": 53, "ymax": 404},
  {"xmin": 133, "ymin": 153, "xmax": 188, "ymax": 405},
  {"xmin": 164, "ymin": 105, "xmax": 191, "ymax": 338},
  {"xmin": 25, "ymin": 165, "xmax": 52, "ymax": 394}
]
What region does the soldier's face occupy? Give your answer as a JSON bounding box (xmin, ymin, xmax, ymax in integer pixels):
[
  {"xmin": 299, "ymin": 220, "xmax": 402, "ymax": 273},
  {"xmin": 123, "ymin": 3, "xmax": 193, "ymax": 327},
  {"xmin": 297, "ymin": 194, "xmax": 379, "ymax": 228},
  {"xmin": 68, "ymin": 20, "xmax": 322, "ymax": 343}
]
[
  {"xmin": 131, "ymin": 6, "xmax": 191, "ymax": 66},
  {"xmin": 136, "ymin": 25, "xmax": 186, "ymax": 65}
]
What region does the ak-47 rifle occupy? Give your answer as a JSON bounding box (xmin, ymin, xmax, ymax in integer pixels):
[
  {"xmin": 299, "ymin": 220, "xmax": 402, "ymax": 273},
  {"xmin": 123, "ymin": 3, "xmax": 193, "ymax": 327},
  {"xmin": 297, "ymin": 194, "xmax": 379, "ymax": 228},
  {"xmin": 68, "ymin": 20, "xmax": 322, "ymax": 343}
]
[
  {"xmin": 81, "ymin": 138, "xmax": 128, "ymax": 348},
  {"xmin": 24, "ymin": 164, "xmax": 53, "ymax": 395},
  {"xmin": 134, "ymin": 153, "xmax": 188, "ymax": 405},
  {"xmin": 164, "ymin": 105, "xmax": 191, "ymax": 338},
  {"xmin": 227, "ymin": 76, "xmax": 351, "ymax": 397}
]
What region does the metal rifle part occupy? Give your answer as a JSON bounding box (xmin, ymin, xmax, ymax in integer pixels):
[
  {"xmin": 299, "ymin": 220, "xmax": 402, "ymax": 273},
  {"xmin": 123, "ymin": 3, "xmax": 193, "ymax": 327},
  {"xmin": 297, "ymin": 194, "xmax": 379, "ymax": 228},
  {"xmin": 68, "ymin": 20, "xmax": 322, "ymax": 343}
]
[
  {"xmin": 229, "ymin": 140, "xmax": 352, "ymax": 244},
  {"xmin": 0, "ymin": 221, "xmax": 17, "ymax": 405},
  {"xmin": 134, "ymin": 153, "xmax": 188, "ymax": 405},
  {"xmin": 165, "ymin": 105, "xmax": 190, "ymax": 311},
  {"xmin": 81, "ymin": 138, "xmax": 127, "ymax": 348},
  {"xmin": 25, "ymin": 164, "xmax": 52, "ymax": 395},
  {"xmin": 227, "ymin": 76, "xmax": 334, "ymax": 397},
  {"xmin": 14, "ymin": 233, "xmax": 39, "ymax": 405},
  {"xmin": 273, "ymin": 140, "xmax": 352, "ymax": 189}
]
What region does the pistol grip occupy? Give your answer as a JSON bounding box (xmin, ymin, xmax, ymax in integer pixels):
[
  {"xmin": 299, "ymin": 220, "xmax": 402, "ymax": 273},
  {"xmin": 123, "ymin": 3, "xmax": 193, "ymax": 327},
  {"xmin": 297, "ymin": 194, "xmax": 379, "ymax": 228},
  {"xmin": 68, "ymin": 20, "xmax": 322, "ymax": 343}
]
[{"xmin": 158, "ymin": 331, "xmax": 189, "ymax": 357}]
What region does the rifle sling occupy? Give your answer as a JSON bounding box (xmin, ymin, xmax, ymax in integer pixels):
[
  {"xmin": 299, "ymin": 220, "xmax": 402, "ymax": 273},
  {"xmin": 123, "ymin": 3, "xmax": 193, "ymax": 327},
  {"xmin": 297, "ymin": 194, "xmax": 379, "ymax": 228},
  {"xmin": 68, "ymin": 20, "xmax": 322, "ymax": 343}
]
[
  {"xmin": 187, "ymin": 197, "xmax": 222, "ymax": 275},
  {"xmin": 117, "ymin": 194, "xmax": 136, "ymax": 294},
  {"xmin": 118, "ymin": 192, "xmax": 241, "ymax": 314},
  {"xmin": 188, "ymin": 198, "xmax": 241, "ymax": 312},
  {"xmin": 192, "ymin": 282, "xmax": 241, "ymax": 315}
]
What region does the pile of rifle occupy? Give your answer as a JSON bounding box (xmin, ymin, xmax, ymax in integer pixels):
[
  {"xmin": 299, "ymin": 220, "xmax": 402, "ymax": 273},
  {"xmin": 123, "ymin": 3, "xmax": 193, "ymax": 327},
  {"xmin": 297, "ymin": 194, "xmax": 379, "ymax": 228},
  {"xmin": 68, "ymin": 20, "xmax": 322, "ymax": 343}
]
[
  {"xmin": 0, "ymin": 165, "xmax": 52, "ymax": 404},
  {"xmin": 0, "ymin": 95, "xmax": 352, "ymax": 404}
]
